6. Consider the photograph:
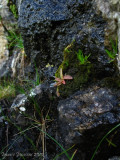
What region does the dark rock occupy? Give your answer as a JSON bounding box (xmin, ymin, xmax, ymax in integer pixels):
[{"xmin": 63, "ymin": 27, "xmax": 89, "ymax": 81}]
[
  {"xmin": 11, "ymin": 82, "xmax": 55, "ymax": 111},
  {"xmin": 58, "ymin": 86, "xmax": 120, "ymax": 159},
  {"xmin": 0, "ymin": 56, "xmax": 13, "ymax": 78},
  {"xmin": 0, "ymin": 126, "xmax": 6, "ymax": 151},
  {"xmin": 18, "ymin": 0, "xmax": 110, "ymax": 72}
]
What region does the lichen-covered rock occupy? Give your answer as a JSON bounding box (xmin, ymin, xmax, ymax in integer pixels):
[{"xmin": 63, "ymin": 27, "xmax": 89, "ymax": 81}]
[{"xmin": 58, "ymin": 86, "xmax": 120, "ymax": 159}]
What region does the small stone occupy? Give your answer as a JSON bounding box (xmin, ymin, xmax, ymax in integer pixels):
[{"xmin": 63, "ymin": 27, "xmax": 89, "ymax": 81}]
[{"xmin": 0, "ymin": 116, "xmax": 4, "ymax": 123}]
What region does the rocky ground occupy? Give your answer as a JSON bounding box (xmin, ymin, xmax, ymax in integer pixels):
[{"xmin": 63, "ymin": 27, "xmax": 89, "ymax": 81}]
[{"xmin": 0, "ymin": 0, "xmax": 120, "ymax": 160}]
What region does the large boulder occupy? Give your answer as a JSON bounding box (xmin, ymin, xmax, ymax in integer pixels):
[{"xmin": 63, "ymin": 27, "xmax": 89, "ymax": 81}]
[
  {"xmin": 18, "ymin": 0, "xmax": 110, "ymax": 70},
  {"xmin": 58, "ymin": 86, "xmax": 120, "ymax": 160}
]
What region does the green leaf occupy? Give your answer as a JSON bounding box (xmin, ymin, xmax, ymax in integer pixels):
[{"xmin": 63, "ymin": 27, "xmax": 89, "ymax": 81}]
[
  {"xmin": 91, "ymin": 123, "xmax": 120, "ymax": 160},
  {"xmin": 105, "ymin": 49, "xmax": 115, "ymax": 59},
  {"xmin": 76, "ymin": 50, "xmax": 90, "ymax": 65},
  {"xmin": 106, "ymin": 138, "xmax": 117, "ymax": 147}
]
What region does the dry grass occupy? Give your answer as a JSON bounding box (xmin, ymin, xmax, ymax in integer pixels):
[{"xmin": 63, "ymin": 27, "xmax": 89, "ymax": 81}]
[{"xmin": 0, "ymin": 84, "xmax": 16, "ymax": 99}]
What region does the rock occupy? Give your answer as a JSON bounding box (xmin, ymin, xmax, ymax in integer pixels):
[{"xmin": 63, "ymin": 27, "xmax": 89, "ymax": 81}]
[
  {"xmin": 0, "ymin": 126, "xmax": 6, "ymax": 152},
  {"xmin": 7, "ymin": 82, "xmax": 58, "ymax": 159},
  {"xmin": 94, "ymin": 0, "xmax": 120, "ymax": 71},
  {"xmin": 0, "ymin": 0, "xmax": 10, "ymax": 76},
  {"xmin": 0, "ymin": 0, "xmax": 16, "ymax": 28},
  {"xmin": 15, "ymin": 0, "xmax": 22, "ymax": 14},
  {"xmin": 58, "ymin": 86, "xmax": 120, "ymax": 159},
  {"xmin": 0, "ymin": 0, "xmax": 23, "ymax": 78},
  {"xmin": 0, "ymin": 49, "xmax": 25, "ymax": 78},
  {"xmin": 11, "ymin": 82, "xmax": 55, "ymax": 111},
  {"xmin": 108, "ymin": 157, "xmax": 120, "ymax": 160},
  {"xmin": 11, "ymin": 93, "xmax": 28, "ymax": 111},
  {"xmin": 18, "ymin": 0, "xmax": 110, "ymax": 72}
]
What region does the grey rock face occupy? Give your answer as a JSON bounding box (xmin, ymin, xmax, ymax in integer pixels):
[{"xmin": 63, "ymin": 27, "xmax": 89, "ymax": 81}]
[
  {"xmin": 108, "ymin": 157, "xmax": 120, "ymax": 160},
  {"xmin": 0, "ymin": 50, "xmax": 25, "ymax": 78},
  {"xmin": 18, "ymin": 0, "xmax": 108, "ymax": 70},
  {"xmin": 94, "ymin": 0, "xmax": 120, "ymax": 71},
  {"xmin": 0, "ymin": 0, "xmax": 23, "ymax": 78},
  {"xmin": 58, "ymin": 86, "xmax": 120, "ymax": 159},
  {"xmin": 0, "ymin": 0, "xmax": 12, "ymax": 77}
]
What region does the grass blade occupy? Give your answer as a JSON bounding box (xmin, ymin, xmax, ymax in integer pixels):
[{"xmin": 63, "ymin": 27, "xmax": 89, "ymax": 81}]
[
  {"xmin": 33, "ymin": 125, "xmax": 71, "ymax": 160},
  {"xmin": 91, "ymin": 123, "xmax": 120, "ymax": 160},
  {"xmin": 53, "ymin": 144, "xmax": 75, "ymax": 160},
  {"xmin": 70, "ymin": 149, "xmax": 77, "ymax": 160}
]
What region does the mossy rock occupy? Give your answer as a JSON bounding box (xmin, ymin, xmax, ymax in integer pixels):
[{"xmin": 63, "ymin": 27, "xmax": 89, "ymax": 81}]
[
  {"xmin": 55, "ymin": 41, "xmax": 93, "ymax": 97},
  {"xmin": 101, "ymin": 77, "xmax": 120, "ymax": 88}
]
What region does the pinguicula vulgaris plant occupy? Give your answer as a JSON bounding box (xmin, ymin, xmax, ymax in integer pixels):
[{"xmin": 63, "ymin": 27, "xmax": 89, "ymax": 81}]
[{"xmin": 54, "ymin": 68, "xmax": 73, "ymax": 96}]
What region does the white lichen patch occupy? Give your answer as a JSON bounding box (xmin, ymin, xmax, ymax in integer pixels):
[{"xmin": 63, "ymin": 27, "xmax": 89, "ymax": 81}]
[
  {"xmin": 19, "ymin": 107, "xmax": 26, "ymax": 112},
  {"xmin": 29, "ymin": 90, "xmax": 36, "ymax": 97}
]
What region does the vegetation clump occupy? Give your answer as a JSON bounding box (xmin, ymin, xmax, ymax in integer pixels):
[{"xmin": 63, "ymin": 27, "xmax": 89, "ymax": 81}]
[
  {"xmin": 7, "ymin": 29, "xmax": 24, "ymax": 51},
  {"xmin": 105, "ymin": 38, "xmax": 118, "ymax": 63},
  {"xmin": 76, "ymin": 49, "xmax": 90, "ymax": 65},
  {"xmin": 7, "ymin": 0, "xmax": 18, "ymax": 19},
  {"xmin": 54, "ymin": 68, "xmax": 73, "ymax": 96},
  {"xmin": 55, "ymin": 40, "xmax": 93, "ymax": 97}
]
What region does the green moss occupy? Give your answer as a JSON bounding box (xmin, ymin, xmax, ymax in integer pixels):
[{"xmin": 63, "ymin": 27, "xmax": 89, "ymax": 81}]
[
  {"xmin": 7, "ymin": 30, "xmax": 24, "ymax": 51},
  {"xmin": 55, "ymin": 41, "xmax": 93, "ymax": 97}
]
